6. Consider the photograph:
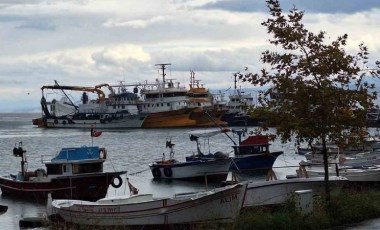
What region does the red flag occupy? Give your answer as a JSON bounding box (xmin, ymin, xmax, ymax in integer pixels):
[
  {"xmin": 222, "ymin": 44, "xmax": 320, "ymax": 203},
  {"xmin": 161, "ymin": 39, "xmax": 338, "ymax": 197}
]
[{"xmin": 91, "ymin": 128, "xmax": 102, "ymax": 137}]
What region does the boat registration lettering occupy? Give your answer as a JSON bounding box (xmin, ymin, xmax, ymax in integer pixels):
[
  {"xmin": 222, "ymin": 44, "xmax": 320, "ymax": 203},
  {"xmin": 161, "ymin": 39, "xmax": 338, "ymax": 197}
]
[
  {"xmin": 98, "ymin": 207, "xmax": 120, "ymax": 213},
  {"xmin": 80, "ymin": 206, "xmax": 95, "ymax": 212},
  {"xmin": 220, "ymin": 193, "xmax": 238, "ymax": 204}
]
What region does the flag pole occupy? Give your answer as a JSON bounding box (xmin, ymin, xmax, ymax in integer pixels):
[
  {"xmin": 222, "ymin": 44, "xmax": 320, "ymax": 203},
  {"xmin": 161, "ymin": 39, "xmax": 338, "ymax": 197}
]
[{"xmin": 91, "ymin": 126, "xmax": 94, "ymax": 147}]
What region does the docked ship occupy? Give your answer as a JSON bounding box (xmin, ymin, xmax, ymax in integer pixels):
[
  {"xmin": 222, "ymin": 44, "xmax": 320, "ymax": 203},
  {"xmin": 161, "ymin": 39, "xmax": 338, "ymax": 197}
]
[
  {"xmin": 137, "ymin": 64, "xmax": 198, "ymax": 128},
  {"xmin": 34, "ymin": 82, "xmax": 147, "ymax": 129},
  {"xmin": 214, "ymin": 73, "xmax": 260, "ymax": 126},
  {"xmin": 33, "ymin": 64, "xmax": 227, "ymax": 129},
  {"xmin": 186, "ymin": 70, "xmax": 227, "ymax": 127}
]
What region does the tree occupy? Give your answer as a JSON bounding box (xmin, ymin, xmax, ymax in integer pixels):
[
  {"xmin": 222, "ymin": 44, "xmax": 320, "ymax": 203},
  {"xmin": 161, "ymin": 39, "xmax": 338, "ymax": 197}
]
[{"xmin": 243, "ymin": 0, "xmax": 380, "ymax": 202}]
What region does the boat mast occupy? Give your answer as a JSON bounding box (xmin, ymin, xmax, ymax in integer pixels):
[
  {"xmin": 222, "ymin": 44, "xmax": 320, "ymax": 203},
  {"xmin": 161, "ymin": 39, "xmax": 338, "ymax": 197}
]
[
  {"xmin": 13, "ymin": 142, "xmax": 27, "ymax": 178},
  {"xmin": 155, "ymin": 63, "xmax": 171, "ymax": 83}
]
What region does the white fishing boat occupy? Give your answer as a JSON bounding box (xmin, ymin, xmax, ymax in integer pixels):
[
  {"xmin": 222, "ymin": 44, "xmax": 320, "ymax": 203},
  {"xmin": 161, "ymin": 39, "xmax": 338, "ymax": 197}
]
[
  {"xmin": 340, "ymin": 151, "xmax": 380, "ymax": 167},
  {"xmin": 243, "ymin": 176, "xmax": 347, "ymax": 208},
  {"xmin": 50, "ymin": 183, "xmax": 246, "ymax": 226},
  {"xmin": 216, "ymin": 73, "xmax": 258, "ymax": 126},
  {"xmin": 299, "ymin": 163, "xmax": 380, "ymax": 182},
  {"xmin": 35, "ymin": 82, "xmax": 147, "ymax": 129},
  {"xmin": 149, "ymin": 135, "xmax": 231, "ymax": 180}
]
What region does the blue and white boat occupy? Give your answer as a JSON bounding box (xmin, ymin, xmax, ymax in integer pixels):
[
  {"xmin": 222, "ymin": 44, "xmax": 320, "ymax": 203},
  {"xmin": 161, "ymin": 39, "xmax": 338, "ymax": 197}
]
[
  {"xmin": 149, "ymin": 133, "xmax": 231, "ymax": 181},
  {"xmin": 0, "ymin": 142, "xmax": 126, "ymax": 201},
  {"xmin": 186, "ymin": 129, "xmax": 283, "ymax": 172},
  {"xmin": 229, "ymin": 131, "xmax": 283, "ymax": 172}
]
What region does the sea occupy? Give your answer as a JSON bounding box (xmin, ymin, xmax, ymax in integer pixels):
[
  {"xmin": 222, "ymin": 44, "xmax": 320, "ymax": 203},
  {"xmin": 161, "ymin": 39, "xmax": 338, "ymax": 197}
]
[{"xmin": 0, "ymin": 113, "xmax": 378, "ymax": 229}]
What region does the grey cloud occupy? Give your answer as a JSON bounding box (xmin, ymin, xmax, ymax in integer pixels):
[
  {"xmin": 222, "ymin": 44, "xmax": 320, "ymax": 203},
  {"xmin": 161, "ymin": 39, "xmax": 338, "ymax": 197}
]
[
  {"xmin": 151, "ymin": 47, "xmax": 262, "ymax": 73},
  {"xmin": 16, "ymin": 20, "xmax": 56, "ymax": 31},
  {"xmin": 199, "ymin": 0, "xmax": 380, "ymax": 14}
]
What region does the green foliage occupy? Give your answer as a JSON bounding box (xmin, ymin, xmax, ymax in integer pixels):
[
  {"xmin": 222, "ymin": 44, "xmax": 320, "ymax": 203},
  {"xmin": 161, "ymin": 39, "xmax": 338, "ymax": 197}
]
[
  {"xmin": 328, "ymin": 188, "xmax": 380, "ymax": 225},
  {"xmin": 231, "ymin": 188, "xmax": 380, "ymax": 230},
  {"xmin": 243, "ymin": 0, "xmax": 379, "ymax": 145}
]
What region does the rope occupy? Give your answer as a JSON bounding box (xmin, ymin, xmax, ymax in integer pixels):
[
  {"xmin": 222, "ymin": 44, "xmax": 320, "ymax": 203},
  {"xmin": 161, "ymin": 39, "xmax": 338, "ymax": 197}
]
[
  {"xmin": 107, "ymin": 153, "xmax": 150, "ymax": 177},
  {"xmin": 128, "ymin": 168, "xmax": 151, "ymax": 176}
]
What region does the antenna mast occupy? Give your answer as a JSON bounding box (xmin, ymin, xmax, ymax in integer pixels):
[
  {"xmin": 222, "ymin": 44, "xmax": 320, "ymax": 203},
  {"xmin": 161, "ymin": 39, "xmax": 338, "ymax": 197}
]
[{"xmin": 155, "ymin": 63, "xmax": 171, "ymax": 83}]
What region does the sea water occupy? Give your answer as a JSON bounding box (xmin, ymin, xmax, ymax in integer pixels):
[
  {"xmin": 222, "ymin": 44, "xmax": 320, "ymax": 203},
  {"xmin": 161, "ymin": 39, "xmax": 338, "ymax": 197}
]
[{"xmin": 0, "ymin": 113, "xmax": 320, "ymax": 229}]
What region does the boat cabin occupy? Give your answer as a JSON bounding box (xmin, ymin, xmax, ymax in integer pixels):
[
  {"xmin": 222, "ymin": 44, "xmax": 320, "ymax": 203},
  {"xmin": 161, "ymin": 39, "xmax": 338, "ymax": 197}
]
[
  {"xmin": 44, "ymin": 146, "xmax": 107, "ymax": 176},
  {"xmin": 232, "ymin": 135, "xmax": 270, "ymax": 156}
]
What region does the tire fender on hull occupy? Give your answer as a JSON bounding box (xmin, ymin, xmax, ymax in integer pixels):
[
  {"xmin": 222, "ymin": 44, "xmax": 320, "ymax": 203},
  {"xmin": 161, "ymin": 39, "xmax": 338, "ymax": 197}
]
[
  {"xmin": 152, "ymin": 167, "xmax": 161, "ymax": 179},
  {"xmin": 163, "ymin": 167, "xmax": 172, "ymax": 177},
  {"xmin": 111, "ymin": 175, "xmax": 123, "ymax": 188}
]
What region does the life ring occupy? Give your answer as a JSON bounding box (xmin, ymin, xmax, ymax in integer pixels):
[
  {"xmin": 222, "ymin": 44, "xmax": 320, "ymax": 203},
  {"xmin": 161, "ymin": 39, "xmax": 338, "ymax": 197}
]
[
  {"xmin": 111, "ymin": 175, "xmax": 123, "ymax": 188},
  {"xmin": 99, "ymin": 148, "xmax": 107, "ymax": 159},
  {"xmin": 163, "ymin": 167, "xmax": 172, "ymax": 177},
  {"xmin": 152, "ymin": 167, "xmax": 161, "ymax": 179},
  {"xmin": 62, "ymin": 120, "xmax": 67, "ymax": 125}
]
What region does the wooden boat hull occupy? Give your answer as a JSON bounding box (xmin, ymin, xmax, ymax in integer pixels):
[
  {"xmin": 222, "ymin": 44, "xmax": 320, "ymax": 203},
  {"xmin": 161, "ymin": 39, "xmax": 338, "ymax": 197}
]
[
  {"xmin": 189, "ymin": 107, "xmax": 228, "ymax": 127},
  {"xmin": 0, "ymin": 172, "xmax": 125, "ymax": 201},
  {"xmin": 149, "ymin": 158, "xmax": 231, "ymax": 180},
  {"xmin": 188, "ymin": 151, "xmax": 283, "ymax": 172},
  {"xmin": 141, "ymin": 108, "xmax": 197, "ymax": 128},
  {"xmin": 51, "ymin": 184, "xmax": 246, "ymax": 226},
  {"xmin": 243, "ymin": 176, "xmax": 347, "ymax": 208},
  {"xmin": 231, "ymin": 151, "xmax": 283, "ymax": 171}
]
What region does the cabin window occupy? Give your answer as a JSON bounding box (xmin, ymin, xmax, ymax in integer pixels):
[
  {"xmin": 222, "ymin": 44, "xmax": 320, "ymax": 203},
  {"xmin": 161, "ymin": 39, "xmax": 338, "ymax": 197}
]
[
  {"xmin": 73, "ymin": 164, "xmax": 79, "ymax": 173},
  {"xmin": 63, "ymin": 165, "xmax": 67, "ymax": 173},
  {"xmin": 122, "ymin": 105, "xmax": 125, "ymax": 109},
  {"xmin": 167, "ymin": 103, "xmax": 170, "ymax": 106},
  {"xmin": 46, "ymin": 164, "xmax": 62, "ymax": 175},
  {"xmin": 72, "ymin": 162, "xmax": 103, "ymax": 174},
  {"xmin": 161, "ymin": 103, "xmax": 163, "ymax": 106}
]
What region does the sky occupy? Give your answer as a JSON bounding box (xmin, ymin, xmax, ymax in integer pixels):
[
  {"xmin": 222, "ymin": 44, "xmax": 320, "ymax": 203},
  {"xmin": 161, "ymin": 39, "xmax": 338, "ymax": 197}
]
[{"xmin": 1, "ymin": 0, "xmax": 380, "ymax": 112}]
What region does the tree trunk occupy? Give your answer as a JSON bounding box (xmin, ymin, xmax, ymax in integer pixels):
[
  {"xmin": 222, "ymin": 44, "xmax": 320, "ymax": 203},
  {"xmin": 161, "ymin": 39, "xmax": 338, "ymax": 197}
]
[{"xmin": 322, "ymin": 137, "xmax": 331, "ymax": 202}]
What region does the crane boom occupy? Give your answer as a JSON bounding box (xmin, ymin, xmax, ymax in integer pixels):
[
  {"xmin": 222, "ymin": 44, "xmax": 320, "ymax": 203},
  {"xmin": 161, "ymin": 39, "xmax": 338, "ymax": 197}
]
[{"xmin": 41, "ymin": 85, "xmax": 106, "ymax": 102}]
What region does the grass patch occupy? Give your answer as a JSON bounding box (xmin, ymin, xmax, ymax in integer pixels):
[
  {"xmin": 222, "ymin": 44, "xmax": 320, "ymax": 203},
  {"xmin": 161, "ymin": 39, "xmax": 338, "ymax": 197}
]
[{"xmin": 231, "ymin": 187, "xmax": 380, "ymax": 230}]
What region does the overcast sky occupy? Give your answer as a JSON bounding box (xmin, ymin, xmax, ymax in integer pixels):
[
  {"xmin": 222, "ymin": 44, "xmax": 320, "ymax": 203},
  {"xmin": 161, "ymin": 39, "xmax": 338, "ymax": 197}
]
[{"xmin": 1, "ymin": 0, "xmax": 380, "ymax": 112}]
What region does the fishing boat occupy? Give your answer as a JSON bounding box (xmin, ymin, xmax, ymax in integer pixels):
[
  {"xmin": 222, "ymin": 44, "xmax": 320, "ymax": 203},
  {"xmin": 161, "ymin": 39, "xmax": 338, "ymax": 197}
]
[
  {"xmin": 0, "ymin": 142, "xmax": 126, "ymax": 201},
  {"xmin": 35, "ymin": 81, "xmax": 147, "ymax": 129},
  {"xmin": 243, "ymin": 176, "xmax": 347, "ymax": 208},
  {"xmin": 215, "ymin": 73, "xmax": 259, "ymax": 126},
  {"xmin": 49, "ymin": 183, "xmax": 246, "ymax": 226},
  {"xmin": 186, "ymin": 129, "xmax": 283, "ymax": 172},
  {"xmin": 33, "ymin": 64, "xmax": 228, "ymax": 129},
  {"xmin": 300, "ymin": 164, "xmax": 380, "ymax": 182},
  {"xmin": 186, "ymin": 70, "xmax": 227, "ymax": 127},
  {"xmin": 230, "ymin": 131, "xmax": 283, "ymax": 171},
  {"xmin": 138, "ymin": 64, "xmax": 201, "ymax": 128},
  {"xmin": 149, "ymin": 137, "xmax": 231, "ymax": 180}
]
